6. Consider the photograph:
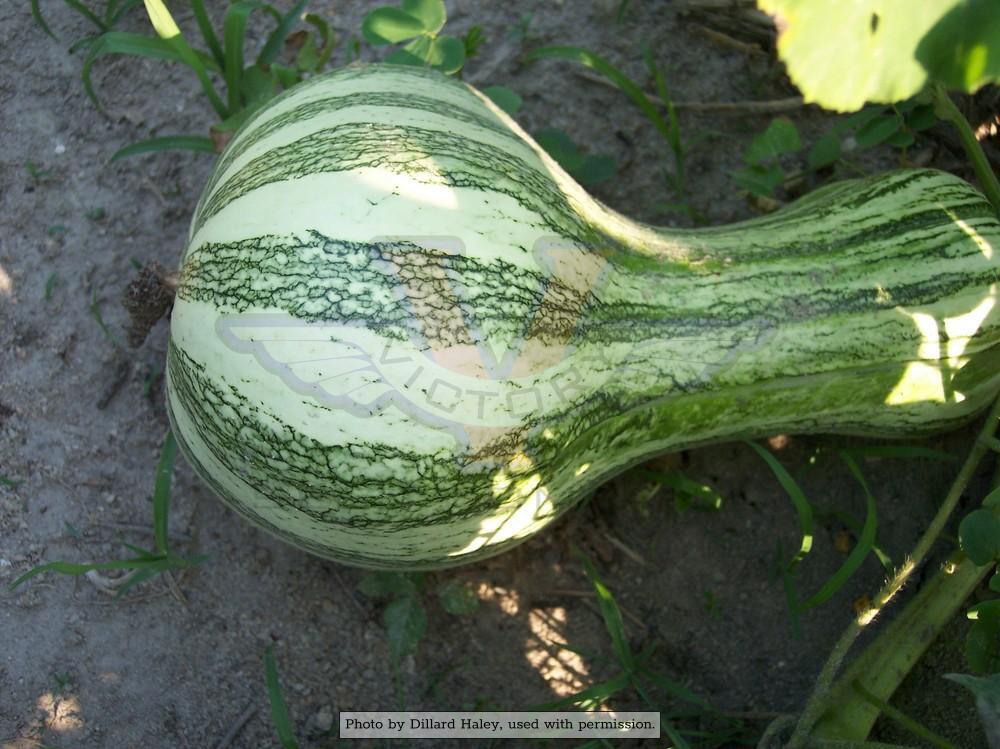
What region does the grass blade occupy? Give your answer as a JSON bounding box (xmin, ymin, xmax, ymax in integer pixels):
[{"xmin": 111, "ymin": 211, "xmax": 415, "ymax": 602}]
[
  {"xmin": 31, "ymin": 0, "xmax": 57, "ymax": 39},
  {"xmin": 152, "ymin": 431, "xmax": 177, "ymax": 554},
  {"xmin": 636, "ymin": 468, "xmax": 722, "ymax": 512},
  {"xmin": 110, "ymin": 135, "xmax": 215, "ymax": 162},
  {"xmin": 8, "ymin": 555, "xmax": 172, "ymax": 590},
  {"xmin": 142, "ymin": 0, "xmax": 229, "ymax": 118},
  {"xmin": 107, "ymin": 0, "xmax": 143, "ymax": 26},
  {"xmin": 82, "ymin": 31, "xmax": 219, "ymax": 110},
  {"xmin": 120, "ymin": 542, "xmax": 159, "ymax": 559},
  {"xmin": 264, "ymin": 647, "xmax": 299, "ymax": 749},
  {"xmin": 258, "ymin": 0, "xmax": 308, "ymax": 65},
  {"xmin": 62, "ymin": 0, "xmax": 109, "ymax": 31},
  {"xmin": 777, "ymin": 541, "xmax": 803, "ymax": 638},
  {"xmin": 575, "ymin": 548, "xmax": 634, "ymax": 672},
  {"xmin": 637, "ymin": 667, "xmax": 712, "ymax": 711},
  {"xmin": 304, "ymin": 13, "xmax": 337, "ymax": 70},
  {"xmin": 527, "ymin": 46, "xmax": 675, "ymax": 147},
  {"xmin": 223, "ymin": 1, "xmax": 278, "ymax": 113},
  {"xmin": 821, "ymin": 506, "xmax": 894, "ymax": 573},
  {"xmin": 641, "ymin": 44, "xmax": 680, "ymax": 154},
  {"xmin": 83, "ymin": 32, "xmax": 182, "ymax": 107},
  {"xmin": 190, "ymin": 0, "xmax": 225, "ymax": 69},
  {"xmin": 745, "ymin": 441, "xmax": 815, "ymax": 567},
  {"xmin": 800, "ymin": 453, "xmax": 878, "ymax": 610},
  {"xmin": 89, "ymin": 289, "xmax": 122, "ymax": 347},
  {"xmin": 850, "ymin": 680, "xmax": 960, "ymax": 749}
]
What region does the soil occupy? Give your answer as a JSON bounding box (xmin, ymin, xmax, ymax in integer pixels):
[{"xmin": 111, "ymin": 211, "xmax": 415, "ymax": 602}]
[{"xmin": 0, "ymin": 1, "xmax": 992, "ymax": 748}]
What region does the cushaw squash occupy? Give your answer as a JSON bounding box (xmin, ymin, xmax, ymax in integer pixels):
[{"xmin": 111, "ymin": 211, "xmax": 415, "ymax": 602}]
[{"xmin": 167, "ymin": 63, "xmax": 1000, "ymax": 569}]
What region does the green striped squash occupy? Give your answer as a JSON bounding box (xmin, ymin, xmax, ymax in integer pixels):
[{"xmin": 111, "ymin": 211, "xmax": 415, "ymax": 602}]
[{"xmin": 167, "ymin": 63, "xmax": 1000, "ymax": 569}]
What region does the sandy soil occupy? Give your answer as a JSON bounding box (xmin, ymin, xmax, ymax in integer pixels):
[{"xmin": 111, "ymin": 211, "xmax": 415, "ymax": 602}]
[{"xmin": 0, "ymin": 1, "xmax": 990, "ymax": 747}]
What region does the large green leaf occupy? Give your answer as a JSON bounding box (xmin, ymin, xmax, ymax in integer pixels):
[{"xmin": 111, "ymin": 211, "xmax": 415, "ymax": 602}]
[{"xmin": 759, "ymin": 0, "xmax": 1000, "ymax": 111}]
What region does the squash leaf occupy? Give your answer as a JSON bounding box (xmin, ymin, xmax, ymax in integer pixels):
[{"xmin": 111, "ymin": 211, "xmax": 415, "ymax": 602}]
[
  {"xmin": 759, "ymin": 0, "xmax": 1000, "ymax": 111},
  {"xmin": 965, "ymin": 601, "xmax": 1000, "ymax": 675},
  {"xmin": 384, "ymin": 595, "xmax": 427, "ymax": 664},
  {"xmin": 534, "ymin": 128, "xmax": 616, "ymax": 186},
  {"xmin": 357, "ymin": 571, "xmax": 418, "ymax": 598},
  {"xmin": 959, "ymin": 509, "xmax": 1000, "ymax": 566},
  {"xmin": 436, "ymin": 579, "xmax": 479, "ymax": 615},
  {"xmin": 743, "ymin": 117, "xmax": 801, "ymax": 164},
  {"xmin": 482, "ymin": 85, "xmax": 523, "ymax": 115}
]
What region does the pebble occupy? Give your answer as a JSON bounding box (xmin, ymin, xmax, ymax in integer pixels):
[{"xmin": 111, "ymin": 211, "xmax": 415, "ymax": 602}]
[{"xmin": 314, "ymin": 705, "xmax": 333, "ymax": 732}]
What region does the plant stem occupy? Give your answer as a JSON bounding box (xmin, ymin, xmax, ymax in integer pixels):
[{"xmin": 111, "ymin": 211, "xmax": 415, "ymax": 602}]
[
  {"xmin": 932, "ymin": 84, "xmax": 1000, "ymax": 214},
  {"xmin": 811, "ymin": 552, "xmax": 992, "ymax": 741},
  {"xmin": 787, "ymin": 394, "xmax": 1000, "ymax": 748},
  {"xmin": 848, "ymin": 680, "xmax": 961, "ymax": 749}
]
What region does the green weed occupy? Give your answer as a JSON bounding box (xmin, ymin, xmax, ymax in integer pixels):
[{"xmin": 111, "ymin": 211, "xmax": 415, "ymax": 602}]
[
  {"xmin": 265, "ymin": 646, "xmax": 301, "ymax": 749},
  {"xmin": 362, "ymin": 0, "xmax": 465, "ymax": 75},
  {"xmin": 8, "ymin": 431, "xmax": 208, "ymax": 597}
]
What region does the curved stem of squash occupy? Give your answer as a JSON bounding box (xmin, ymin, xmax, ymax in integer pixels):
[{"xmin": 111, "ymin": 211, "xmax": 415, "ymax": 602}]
[
  {"xmin": 932, "ymin": 84, "xmax": 1000, "ymax": 216},
  {"xmin": 786, "ymin": 394, "xmax": 1000, "ymax": 748}
]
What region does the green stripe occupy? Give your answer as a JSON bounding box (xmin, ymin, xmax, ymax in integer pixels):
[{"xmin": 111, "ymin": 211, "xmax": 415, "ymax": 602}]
[
  {"xmin": 193, "ymin": 121, "xmax": 589, "ymax": 242},
  {"xmin": 204, "ymin": 91, "xmax": 519, "ymax": 204}
]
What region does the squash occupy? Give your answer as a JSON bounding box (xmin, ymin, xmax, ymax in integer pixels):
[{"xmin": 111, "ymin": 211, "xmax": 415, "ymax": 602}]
[{"xmin": 166, "ymin": 63, "xmax": 1000, "ymax": 569}]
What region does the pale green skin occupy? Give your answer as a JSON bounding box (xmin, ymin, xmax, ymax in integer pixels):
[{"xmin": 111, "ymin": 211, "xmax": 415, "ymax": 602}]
[{"xmin": 167, "ymin": 64, "xmax": 1000, "ymax": 569}]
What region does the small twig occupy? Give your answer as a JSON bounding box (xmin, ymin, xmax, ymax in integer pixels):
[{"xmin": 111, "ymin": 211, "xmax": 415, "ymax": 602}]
[
  {"xmin": 572, "ymin": 70, "xmax": 803, "ymax": 114},
  {"xmin": 679, "ymin": 5, "xmax": 777, "ymax": 44},
  {"xmin": 141, "ymin": 176, "xmax": 169, "ymax": 208},
  {"xmin": 543, "ymin": 588, "xmax": 647, "ymax": 630},
  {"xmin": 602, "ymin": 531, "xmax": 647, "ymax": 566},
  {"xmin": 162, "ymin": 569, "xmax": 189, "ymax": 607},
  {"xmin": 96, "ymin": 354, "xmax": 131, "ymax": 410},
  {"xmin": 214, "ymin": 704, "xmax": 257, "ymax": 749},
  {"xmin": 696, "ymin": 24, "xmax": 763, "ymax": 55}
]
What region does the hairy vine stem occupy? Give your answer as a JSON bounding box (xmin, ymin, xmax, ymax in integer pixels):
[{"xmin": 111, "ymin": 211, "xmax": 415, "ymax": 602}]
[
  {"xmin": 785, "ymin": 394, "xmax": 1000, "ymax": 748},
  {"xmin": 932, "ymin": 84, "xmax": 1000, "ymax": 215}
]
